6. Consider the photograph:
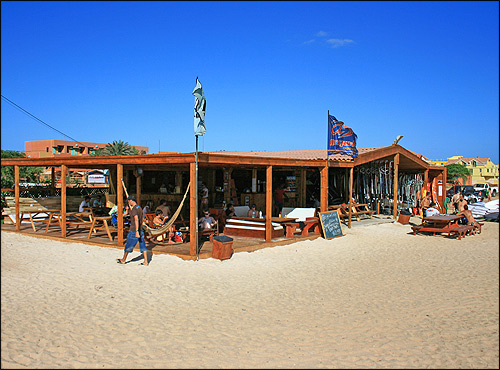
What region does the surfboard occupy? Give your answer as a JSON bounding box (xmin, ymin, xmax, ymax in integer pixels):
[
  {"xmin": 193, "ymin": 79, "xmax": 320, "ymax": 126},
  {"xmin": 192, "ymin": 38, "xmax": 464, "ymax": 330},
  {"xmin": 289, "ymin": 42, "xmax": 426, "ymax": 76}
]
[
  {"xmin": 432, "ymin": 177, "xmax": 443, "ymax": 211},
  {"xmin": 432, "ymin": 178, "xmax": 438, "ymax": 203}
]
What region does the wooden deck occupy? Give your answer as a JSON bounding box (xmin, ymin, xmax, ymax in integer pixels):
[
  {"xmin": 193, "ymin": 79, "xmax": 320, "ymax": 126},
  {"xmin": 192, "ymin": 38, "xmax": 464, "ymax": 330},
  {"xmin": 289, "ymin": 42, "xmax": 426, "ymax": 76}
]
[{"xmin": 1, "ymin": 221, "xmax": 321, "ymax": 261}]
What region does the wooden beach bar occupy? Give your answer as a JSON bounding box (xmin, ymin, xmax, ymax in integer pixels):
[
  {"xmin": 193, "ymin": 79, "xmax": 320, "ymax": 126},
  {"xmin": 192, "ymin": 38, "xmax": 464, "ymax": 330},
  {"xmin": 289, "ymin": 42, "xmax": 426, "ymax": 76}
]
[{"xmin": 1, "ymin": 144, "xmax": 446, "ymax": 259}]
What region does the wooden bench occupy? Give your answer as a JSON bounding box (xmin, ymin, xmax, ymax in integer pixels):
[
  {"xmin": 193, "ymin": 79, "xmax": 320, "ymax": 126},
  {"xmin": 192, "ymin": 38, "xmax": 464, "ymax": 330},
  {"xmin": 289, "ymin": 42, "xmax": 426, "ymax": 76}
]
[
  {"xmin": 411, "ymin": 224, "xmax": 455, "ymax": 236},
  {"xmin": 301, "ymin": 217, "xmax": 321, "ymax": 236},
  {"xmin": 329, "ymin": 203, "xmax": 376, "ymax": 223},
  {"xmin": 448, "ymin": 225, "xmax": 474, "ymax": 240},
  {"xmin": 283, "ymin": 222, "xmax": 300, "ymax": 238}
]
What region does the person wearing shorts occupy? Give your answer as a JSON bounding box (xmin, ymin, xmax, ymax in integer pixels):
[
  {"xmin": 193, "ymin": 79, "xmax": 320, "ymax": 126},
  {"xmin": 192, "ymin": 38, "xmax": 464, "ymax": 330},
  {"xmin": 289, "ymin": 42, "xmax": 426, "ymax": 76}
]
[{"xmin": 116, "ymin": 195, "xmax": 148, "ymax": 265}]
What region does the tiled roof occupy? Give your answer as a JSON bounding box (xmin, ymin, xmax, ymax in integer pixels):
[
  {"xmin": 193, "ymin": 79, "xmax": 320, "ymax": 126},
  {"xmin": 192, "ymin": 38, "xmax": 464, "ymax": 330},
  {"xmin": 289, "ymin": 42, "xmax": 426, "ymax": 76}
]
[
  {"xmin": 207, "ymin": 147, "xmax": 384, "ymax": 161},
  {"xmin": 447, "ymin": 156, "xmax": 489, "ymax": 165}
]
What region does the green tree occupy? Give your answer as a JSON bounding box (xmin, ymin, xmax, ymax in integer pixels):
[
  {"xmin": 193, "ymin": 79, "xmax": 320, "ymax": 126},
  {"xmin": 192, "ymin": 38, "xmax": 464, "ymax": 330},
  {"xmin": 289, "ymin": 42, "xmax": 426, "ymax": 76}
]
[
  {"xmin": 446, "ymin": 163, "xmax": 470, "ymax": 183},
  {"xmin": 1, "ymin": 150, "xmax": 43, "ymax": 188},
  {"xmin": 102, "ymin": 140, "xmax": 138, "ymax": 156}
]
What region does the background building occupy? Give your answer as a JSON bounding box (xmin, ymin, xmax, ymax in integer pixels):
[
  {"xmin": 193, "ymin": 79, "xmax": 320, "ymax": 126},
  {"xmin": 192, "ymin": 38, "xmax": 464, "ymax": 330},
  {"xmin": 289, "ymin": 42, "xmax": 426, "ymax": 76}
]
[
  {"xmin": 432, "ymin": 156, "xmax": 499, "ymax": 186},
  {"xmin": 25, "ymin": 139, "xmax": 148, "ymax": 158}
]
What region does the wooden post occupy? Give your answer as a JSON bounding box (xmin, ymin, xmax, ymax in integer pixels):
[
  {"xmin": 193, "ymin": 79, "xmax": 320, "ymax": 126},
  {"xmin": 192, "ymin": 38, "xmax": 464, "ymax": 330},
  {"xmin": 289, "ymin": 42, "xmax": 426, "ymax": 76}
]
[
  {"xmin": 190, "ymin": 162, "xmax": 197, "ymax": 256},
  {"xmin": 61, "ymin": 165, "xmax": 67, "ymax": 237},
  {"xmin": 348, "ymin": 167, "xmax": 354, "ymax": 229},
  {"xmin": 51, "ymin": 167, "xmax": 55, "ymax": 196},
  {"xmin": 441, "ymin": 166, "xmax": 447, "ymax": 210},
  {"xmin": 266, "ymin": 165, "xmax": 273, "ymax": 242},
  {"xmin": 175, "ymin": 170, "xmax": 183, "ymax": 193},
  {"xmin": 136, "ymin": 170, "xmax": 141, "ymax": 206},
  {"xmin": 320, "ymin": 165, "xmax": 328, "ymax": 212},
  {"xmin": 300, "ymin": 169, "xmax": 306, "ymax": 207},
  {"xmin": 252, "ymin": 168, "xmax": 257, "ymax": 193},
  {"xmin": 393, "ymin": 153, "xmax": 400, "ymax": 220},
  {"xmin": 117, "ymin": 164, "xmax": 124, "ymax": 246},
  {"xmin": 14, "ymin": 165, "xmax": 20, "ymax": 231}
]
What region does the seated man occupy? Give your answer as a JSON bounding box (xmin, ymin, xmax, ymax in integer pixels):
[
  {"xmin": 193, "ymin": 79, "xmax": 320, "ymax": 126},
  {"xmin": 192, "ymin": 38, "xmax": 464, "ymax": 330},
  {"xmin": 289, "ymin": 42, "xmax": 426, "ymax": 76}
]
[
  {"xmin": 456, "ymin": 205, "xmax": 481, "ymax": 234},
  {"xmin": 199, "ymin": 210, "xmax": 216, "ymax": 230},
  {"xmin": 225, "ymin": 203, "xmax": 235, "ymax": 218},
  {"xmin": 425, "ymin": 202, "xmax": 440, "ymax": 217},
  {"xmin": 247, "ymin": 204, "xmax": 260, "ymax": 218},
  {"xmin": 79, "ymin": 196, "xmax": 91, "ymax": 212}
]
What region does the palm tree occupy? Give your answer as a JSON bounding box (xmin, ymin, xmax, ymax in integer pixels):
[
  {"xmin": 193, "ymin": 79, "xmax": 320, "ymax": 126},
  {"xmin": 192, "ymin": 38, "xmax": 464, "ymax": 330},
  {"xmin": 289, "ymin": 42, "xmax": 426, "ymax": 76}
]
[{"xmin": 102, "ymin": 140, "xmax": 138, "ymax": 156}]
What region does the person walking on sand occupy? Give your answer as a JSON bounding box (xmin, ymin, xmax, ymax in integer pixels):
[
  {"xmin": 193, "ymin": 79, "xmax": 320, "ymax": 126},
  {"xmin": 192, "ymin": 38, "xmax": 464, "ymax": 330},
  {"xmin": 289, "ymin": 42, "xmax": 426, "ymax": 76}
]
[{"xmin": 116, "ymin": 195, "xmax": 148, "ymax": 265}]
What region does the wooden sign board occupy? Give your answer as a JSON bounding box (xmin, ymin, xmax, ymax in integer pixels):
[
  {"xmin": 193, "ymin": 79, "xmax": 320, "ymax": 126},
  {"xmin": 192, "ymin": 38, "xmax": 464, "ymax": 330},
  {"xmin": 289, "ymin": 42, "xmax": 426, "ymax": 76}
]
[{"xmin": 318, "ymin": 209, "xmax": 344, "ymax": 240}]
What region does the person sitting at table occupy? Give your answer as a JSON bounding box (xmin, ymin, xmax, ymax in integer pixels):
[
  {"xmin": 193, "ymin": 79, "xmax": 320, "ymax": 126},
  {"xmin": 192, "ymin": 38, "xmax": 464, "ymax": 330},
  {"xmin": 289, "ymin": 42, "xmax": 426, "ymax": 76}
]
[
  {"xmin": 92, "ymin": 195, "xmax": 103, "ymax": 208},
  {"xmin": 199, "ymin": 210, "xmax": 216, "ymax": 230},
  {"xmin": 79, "ymin": 196, "xmax": 91, "ymax": 212},
  {"xmin": 247, "ymin": 204, "xmax": 259, "ymax": 218},
  {"xmin": 225, "ymin": 203, "xmax": 235, "ymax": 218},
  {"xmin": 456, "ymin": 205, "xmax": 481, "ymax": 234},
  {"xmin": 91, "ymin": 195, "xmax": 108, "ymax": 216},
  {"xmin": 425, "ymin": 202, "xmax": 440, "ymax": 217}
]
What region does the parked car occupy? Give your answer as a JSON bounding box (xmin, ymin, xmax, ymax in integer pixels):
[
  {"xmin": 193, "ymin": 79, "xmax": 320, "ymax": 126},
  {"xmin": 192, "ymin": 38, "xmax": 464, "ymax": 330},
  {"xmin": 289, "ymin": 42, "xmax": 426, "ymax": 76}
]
[
  {"xmin": 462, "ymin": 185, "xmax": 478, "ymax": 203},
  {"xmin": 474, "ymin": 183, "xmax": 498, "ymax": 197},
  {"xmin": 446, "ymin": 185, "xmax": 462, "ymax": 199}
]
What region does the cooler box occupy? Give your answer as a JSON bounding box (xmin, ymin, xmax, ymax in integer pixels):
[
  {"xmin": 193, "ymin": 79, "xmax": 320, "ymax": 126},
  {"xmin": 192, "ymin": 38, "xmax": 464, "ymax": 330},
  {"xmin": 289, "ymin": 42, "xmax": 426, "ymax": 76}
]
[
  {"xmin": 212, "ymin": 235, "xmax": 234, "ymax": 261},
  {"xmin": 398, "ymin": 209, "xmax": 412, "ymax": 225}
]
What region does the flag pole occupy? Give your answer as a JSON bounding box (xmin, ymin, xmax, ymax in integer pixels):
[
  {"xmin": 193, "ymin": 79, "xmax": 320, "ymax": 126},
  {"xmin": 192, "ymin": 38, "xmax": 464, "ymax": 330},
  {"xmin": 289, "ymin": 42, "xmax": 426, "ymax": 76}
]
[
  {"xmin": 195, "ymin": 134, "xmax": 199, "ymax": 261},
  {"xmin": 327, "ymin": 110, "xmax": 330, "ymax": 210}
]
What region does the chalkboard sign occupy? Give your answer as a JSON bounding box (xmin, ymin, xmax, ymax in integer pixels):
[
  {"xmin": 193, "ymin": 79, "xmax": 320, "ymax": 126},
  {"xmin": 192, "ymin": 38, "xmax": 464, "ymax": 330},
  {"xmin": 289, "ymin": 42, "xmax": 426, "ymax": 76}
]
[{"xmin": 318, "ymin": 210, "xmax": 344, "ymax": 240}]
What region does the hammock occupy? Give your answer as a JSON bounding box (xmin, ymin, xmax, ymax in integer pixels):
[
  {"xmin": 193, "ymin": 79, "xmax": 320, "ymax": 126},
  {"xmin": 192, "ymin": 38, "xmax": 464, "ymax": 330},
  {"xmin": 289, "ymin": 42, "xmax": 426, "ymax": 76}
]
[{"xmin": 142, "ymin": 182, "xmax": 191, "ymax": 237}]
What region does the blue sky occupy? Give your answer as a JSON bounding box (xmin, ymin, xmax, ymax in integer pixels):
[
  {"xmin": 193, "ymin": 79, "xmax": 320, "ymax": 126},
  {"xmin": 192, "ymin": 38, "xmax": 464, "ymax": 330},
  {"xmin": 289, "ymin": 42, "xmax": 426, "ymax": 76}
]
[{"xmin": 2, "ymin": 1, "xmax": 499, "ymax": 163}]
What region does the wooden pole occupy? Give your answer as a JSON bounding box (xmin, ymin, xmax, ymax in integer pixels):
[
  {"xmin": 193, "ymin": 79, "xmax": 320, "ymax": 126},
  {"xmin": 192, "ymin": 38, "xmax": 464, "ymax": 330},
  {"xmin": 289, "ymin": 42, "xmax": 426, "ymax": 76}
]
[
  {"xmin": 117, "ymin": 164, "xmax": 124, "ymax": 246},
  {"xmin": 136, "ymin": 170, "xmax": 141, "ymax": 206},
  {"xmin": 393, "ymin": 153, "xmax": 400, "ymax": 220},
  {"xmin": 51, "ymin": 167, "xmax": 55, "ymax": 196},
  {"xmin": 266, "ymin": 165, "xmax": 273, "ymax": 242},
  {"xmin": 14, "ymin": 165, "xmax": 20, "ymax": 231},
  {"xmin": 190, "ymin": 161, "xmax": 197, "ymax": 256},
  {"xmin": 320, "ymin": 165, "xmax": 328, "ymax": 212},
  {"xmin": 300, "ymin": 169, "xmax": 306, "ymax": 207},
  {"xmin": 348, "ymin": 166, "xmax": 354, "ymax": 229},
  {"xmin": 61, "ymin": 164, "xmax": 67, "ymax": 237}
]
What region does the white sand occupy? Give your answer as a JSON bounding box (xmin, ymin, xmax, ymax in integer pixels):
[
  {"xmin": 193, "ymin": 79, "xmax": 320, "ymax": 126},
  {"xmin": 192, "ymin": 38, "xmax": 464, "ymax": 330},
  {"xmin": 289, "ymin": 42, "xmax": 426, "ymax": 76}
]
[{"xmin": 1, "ymin": 220, "xmax": 499, "ymax": 369}]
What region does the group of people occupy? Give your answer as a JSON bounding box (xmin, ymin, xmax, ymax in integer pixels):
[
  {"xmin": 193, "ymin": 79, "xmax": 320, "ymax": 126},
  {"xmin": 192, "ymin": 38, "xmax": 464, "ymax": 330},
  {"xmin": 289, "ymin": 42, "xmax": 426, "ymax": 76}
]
[
  {"xmin": 78, "ymin": 194, "xmax": 105, "ymax": 212},
  {"xmin": 421, "ymin": 191, "xmax": 481, "ymax": 234}
]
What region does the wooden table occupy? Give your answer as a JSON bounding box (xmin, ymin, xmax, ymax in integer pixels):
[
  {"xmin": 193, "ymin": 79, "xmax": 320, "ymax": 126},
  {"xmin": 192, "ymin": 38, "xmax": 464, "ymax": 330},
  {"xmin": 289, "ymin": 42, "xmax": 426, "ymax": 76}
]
[
  {"xmin": 18, "ymin": 209, "xmax": 60, "ymax": 232},
  {"xmin": 411, "ymin": 214, "xmax": 464, "ymax": 237},
  {"xmin": 88, "ymin": 216, "xmax": 114, "ymax": 241},
  {"xmin": 271, "ymin": 217, "xmax": 300, "ymax": 238}
]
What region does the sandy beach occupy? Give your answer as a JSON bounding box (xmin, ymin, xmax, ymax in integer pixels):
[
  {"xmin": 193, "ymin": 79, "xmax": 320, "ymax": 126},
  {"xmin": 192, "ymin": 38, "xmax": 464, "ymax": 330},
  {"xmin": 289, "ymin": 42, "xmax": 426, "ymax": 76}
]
[{"xmin": 1, "ymin": 219, "xmax": 498, "ymax": 369}]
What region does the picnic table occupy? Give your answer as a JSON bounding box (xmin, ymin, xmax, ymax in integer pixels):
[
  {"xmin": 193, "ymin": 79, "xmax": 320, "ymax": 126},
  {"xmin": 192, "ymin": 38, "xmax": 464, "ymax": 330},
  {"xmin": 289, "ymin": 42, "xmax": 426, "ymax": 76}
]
[
  {"xmin": 88, "ymin": 216, "xmax": 114, "ymax": 241},
  {"xmin": 17, "ymin": 209, "xmax": 60, "ymax": 232},
  {"xmin": 411, "ymin": 214, "xmax": 473, "ymax": 240}
]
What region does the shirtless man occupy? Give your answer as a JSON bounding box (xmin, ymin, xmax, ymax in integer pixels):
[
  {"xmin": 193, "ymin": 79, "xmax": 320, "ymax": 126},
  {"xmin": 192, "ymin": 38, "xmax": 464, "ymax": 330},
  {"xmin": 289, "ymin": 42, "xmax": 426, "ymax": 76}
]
[
  {"xmin": 456, "ymin": 196, "xmax": 468, "ymax": 214},
  {"xmin": 421, "ymin": 193, "xmax": 432, "ymax": 215},
  {"xmin": 450, "ymin": 191, "xmax": 463, "ymax": 214},
  {"xmin": 456, "ymin": 205, "xmax": 481, "ymax": 234}
]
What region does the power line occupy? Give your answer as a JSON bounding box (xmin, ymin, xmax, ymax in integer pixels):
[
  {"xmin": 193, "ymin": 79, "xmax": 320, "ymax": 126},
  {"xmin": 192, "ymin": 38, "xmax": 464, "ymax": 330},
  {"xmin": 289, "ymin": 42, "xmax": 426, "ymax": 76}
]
[{"xmin": 1, "ymin": 94, "xmax": 87, "ymax": 147}]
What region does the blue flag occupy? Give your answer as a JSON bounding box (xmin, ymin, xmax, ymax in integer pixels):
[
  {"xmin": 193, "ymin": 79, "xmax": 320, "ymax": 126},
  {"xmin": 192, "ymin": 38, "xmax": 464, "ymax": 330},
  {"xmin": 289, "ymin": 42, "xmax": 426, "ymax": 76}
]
[
  {"xmin": 327, "ymin": 114, "xmax": 358, "ymax": 158},
  {"xmin": 193, "ymin": 77, "xmax": 206, "ymax": 136}
]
